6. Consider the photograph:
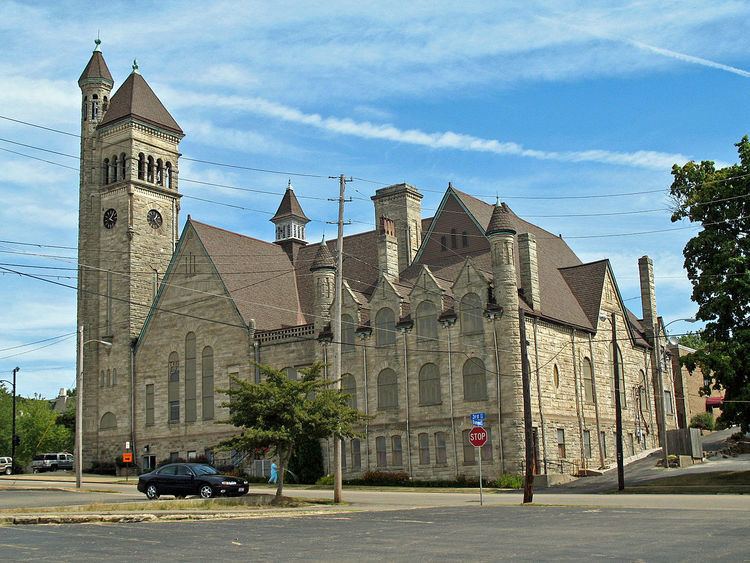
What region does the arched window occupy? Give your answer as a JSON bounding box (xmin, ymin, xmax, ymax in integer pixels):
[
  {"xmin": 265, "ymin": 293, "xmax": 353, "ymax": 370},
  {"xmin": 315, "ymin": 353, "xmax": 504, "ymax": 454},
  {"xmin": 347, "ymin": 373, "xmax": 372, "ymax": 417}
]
[
  {"xmin": 462, "ymin": 231, "xmax": 468, "ymax": 248},
  {"xmin": 156, "ymin": 158, "xmax": 164, "ymax": 186},
  {"xmin": 100, "ymin": 412, "xmax": 117, "ymax": 430},
  {"xmin": 202, "ymin": 346, "xmax": 214, "ymax": 421},
  {"xmin": 377, "ymin": 368, "xmax": 398, "ymax": 410},
  {"xmin": 138, "ymin": 153, "xmax": 145, "ymax": 180},
  {"xmin": 341, "ymin": 373, "xmax": 357, "ymax": 409},
  {"xmin": 451, "ymin": 228, "xmax": 457, "ymax": 249},
  {"xmin": 168, "ymin": 351, "xmax": 180, "ymax": 422},
  {"xmin": 119, "ymin": 152, "xmax": 126, "ymax": 180},
  {"xmin": 418, "ymin": 433, "xmax": 430, "ymax": 465},
  {"xmin": 102, "ymin": 158, "xmax": 109, "ymax": 184},
  {"xmin": 341, "ymin": 314, "xmax": 355, "ymax": 353},
  {"xmin": 463, "ymin": 357, "xmax": 487, "ymax": 401},
  {"xmin": 460, "ymin": 293, "xmax": 483, "ymax": 335},
  {"xmin": 553, "ymin": 364, "xmax": 560, "ymax": 388},
  {"xmin": 112, "ymin": 368, "xmax": 117, "ymax": 386},
  {"xmin": 440, "ymin": 235, "xmax": 447, "ymax": 251},
  {"xmin": 165, "ymin": 162, "xmax": 173, "ymax": 189},
  {"xmin": 106, "ymin": 369, "xmax": 111, "ymax": 387},
  {"xmin": 375, "ymin": 307, "xmax": 395, "ymax": 347},
  {"xmin": 185, "ymin": 333, "xmax": 197, "ymax": 422},
  {"xmin": 91, "ymin": 94, "xmax": 99, "ymax": 120},
  {"xmin": 583, "ymin": 357, "xmax": 594, "ymax": 403},
  {"xmin": 416, "ymin": 300, "xmax": 438, "ymax": 342},
  {"xmin": 102, "ymin": 95, "xmax": 108, "ymax": 113},
  {"xmin": 111, "ymin": 155, "xmax": 118, "ymax": 182},
  {"xmin": 82, "ymin": 96, "xmax": 87, "ymax": 121},
  {"xmin": 147, "ymin": 156, "xmax": 154, "ymax": 183},
  {"xmin": 99, "ymin": 370, "xmax": 105, "ymax": 387},
  {"xmin": 609, "ymin": 343, "xmax": 626, "ymax": 407},
  {"xmin": 376, "ymin": 436, "xmax": 387, "ymax": 467},
  {"xmin": 418, "ymin": 363, "xmax": 441, "ymax": 405}
]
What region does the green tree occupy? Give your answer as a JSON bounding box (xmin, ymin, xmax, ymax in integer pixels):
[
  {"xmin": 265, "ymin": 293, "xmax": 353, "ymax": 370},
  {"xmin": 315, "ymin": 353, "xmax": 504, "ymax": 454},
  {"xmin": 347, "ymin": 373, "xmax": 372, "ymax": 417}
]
[
  {"xmin": 677, "ymin": 330, "xmax": 707, "ymax": 351},
  {"xmin": 669, "ymin": 136, "xmax": 750, "ymax": 430},
  {"xmin": 219, "ymin": 362, "xmax": 366, "ymax": 497},
  {"xmin": 0, "ymin": 387, "xmax": 73, "ymax": 467}
]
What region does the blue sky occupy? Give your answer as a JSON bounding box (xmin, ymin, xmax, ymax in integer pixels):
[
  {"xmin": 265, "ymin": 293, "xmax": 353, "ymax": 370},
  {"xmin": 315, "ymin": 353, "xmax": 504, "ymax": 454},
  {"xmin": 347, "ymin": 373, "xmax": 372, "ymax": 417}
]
[{"xmin": 0, "ymin": 1, "xmax": 747, "ymax": 398}]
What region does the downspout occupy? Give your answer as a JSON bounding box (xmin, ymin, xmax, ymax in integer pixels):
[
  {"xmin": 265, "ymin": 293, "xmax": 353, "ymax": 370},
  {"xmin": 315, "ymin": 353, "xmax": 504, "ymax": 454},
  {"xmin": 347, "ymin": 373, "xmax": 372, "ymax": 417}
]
[
  {"xmin": 253, "ymin": 340, "xmax": 260, "ymax": 384},
  {"xmin": 588, "ymin": 333, "xmax": 605, "ymax": 468},
  {"xmin": 446, "ymin": 325, "xmax": 459, "ymax": 478},
  {"xmin": 571, "ymin": 332, "xmax": 584, "ymax": 472},
  {"xmin": 532, "ymin": 318, "xmax": 547, "ymax": 473},
  {"xmin": 362, "ymin": 336, "xmax": 370, "ymax": 471},
  {"xmin": 402, "ymin": 331, "xmax": 413, "ymax": 478},
  {"xmin": 491, "ymin": 317, "xmax": 505, "ymax": 473},
  {"xmin": 130, "ymin": 342, "xmax": 136, "ymax": 465}
]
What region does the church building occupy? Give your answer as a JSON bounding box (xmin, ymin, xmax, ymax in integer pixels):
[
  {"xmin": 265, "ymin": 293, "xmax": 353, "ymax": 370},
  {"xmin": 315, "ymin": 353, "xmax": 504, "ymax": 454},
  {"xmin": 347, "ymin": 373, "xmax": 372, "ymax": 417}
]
[{"xmin": 77, "ymin": 44, "xmax": 677, "ymax": 480}]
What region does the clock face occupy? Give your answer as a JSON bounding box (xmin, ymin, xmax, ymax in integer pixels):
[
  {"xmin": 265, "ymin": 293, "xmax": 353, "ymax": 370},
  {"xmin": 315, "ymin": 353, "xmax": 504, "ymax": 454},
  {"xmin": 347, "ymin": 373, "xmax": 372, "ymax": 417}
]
[
  {"xmin": 103, "ymin": 208, "xmax": 117, "ymax": 229},
  {"xmin": 147, "ymin": 209, "xmax": 163, "ymax": 229}
]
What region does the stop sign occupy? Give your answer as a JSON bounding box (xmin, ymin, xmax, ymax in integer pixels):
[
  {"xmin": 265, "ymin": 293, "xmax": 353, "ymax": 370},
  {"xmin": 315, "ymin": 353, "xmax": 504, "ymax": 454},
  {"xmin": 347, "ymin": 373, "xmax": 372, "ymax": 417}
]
[{"xmin": 468, "ymin": 426, "xmax": 487, "ymax": 447}]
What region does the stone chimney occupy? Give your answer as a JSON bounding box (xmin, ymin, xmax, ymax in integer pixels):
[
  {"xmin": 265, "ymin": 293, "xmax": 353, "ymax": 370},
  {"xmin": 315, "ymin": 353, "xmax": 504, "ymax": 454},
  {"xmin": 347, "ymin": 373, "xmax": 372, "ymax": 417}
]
[
  {"xmin": 378, "ymin": 216, "xmax": 400, "ymax": 281},
  {"xmin": 638, "ymin": 255, "xmax": 657, "ymax": 336},
  {"xmin": 518, "ymin": 232, "xmax": 540, "ymax": 310},
  {"xmin": 371, "ymin": 183, "xmax": 423, "ymax": 273}
]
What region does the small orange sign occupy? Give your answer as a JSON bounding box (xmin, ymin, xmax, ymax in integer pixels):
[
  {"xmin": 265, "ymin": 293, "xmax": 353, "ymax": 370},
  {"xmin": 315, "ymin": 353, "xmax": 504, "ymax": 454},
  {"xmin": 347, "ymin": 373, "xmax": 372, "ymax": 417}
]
[{"xmin": 122, "ymin": 452, "xmax": 133, "ymax": 463}]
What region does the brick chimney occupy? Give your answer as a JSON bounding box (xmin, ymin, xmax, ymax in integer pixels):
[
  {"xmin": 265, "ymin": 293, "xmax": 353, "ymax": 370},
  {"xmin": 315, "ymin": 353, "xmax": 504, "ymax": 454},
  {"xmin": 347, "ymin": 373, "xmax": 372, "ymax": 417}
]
[
  {"xmin": 378, "ymin": 216, "xmax": 399, "ymax": 281},
  {"xmin": 518, "ymin": 232, "xmax": 540, "ymax": 310},
  {"xmin": 371, "ymin": 183, "xmax": 423, "ymax": 272}
]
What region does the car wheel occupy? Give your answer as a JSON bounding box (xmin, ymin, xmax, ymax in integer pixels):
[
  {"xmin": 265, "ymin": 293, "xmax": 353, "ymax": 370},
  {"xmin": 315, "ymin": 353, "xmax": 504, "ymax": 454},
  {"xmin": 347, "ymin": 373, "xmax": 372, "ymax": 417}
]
[
  {"xmin": 4, "ymin": 467, "xmax": 11, "ymax": 475},
  {"xmin": 51, "ymin": 465, "xmax": 58, "ymax": 472},
  {"xmin": 199, "ymin": 484, "xmax": 214, "ymax": 499},
  {"xmin": 145, "ymin": 484, "xmax": 160, "ymax": 500}
]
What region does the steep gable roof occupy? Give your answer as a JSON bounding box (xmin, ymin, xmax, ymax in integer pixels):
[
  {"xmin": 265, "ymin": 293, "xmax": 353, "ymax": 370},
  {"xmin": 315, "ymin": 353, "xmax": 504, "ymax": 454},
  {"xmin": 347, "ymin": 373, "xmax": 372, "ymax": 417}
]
[
  {"xmin": 191, "ymin": 220, "xmax": 304, "ymax": 329},
  {"xmin": 99, "ymin": 71, "xmax": 183, "ymax": 135},
  {"xmin": 559, "ymin": 260, "xmax": 608, "ymax": 328},
  {"xmin": 271, "ymin": 183, "xmax": 309, "ymax": 223}
]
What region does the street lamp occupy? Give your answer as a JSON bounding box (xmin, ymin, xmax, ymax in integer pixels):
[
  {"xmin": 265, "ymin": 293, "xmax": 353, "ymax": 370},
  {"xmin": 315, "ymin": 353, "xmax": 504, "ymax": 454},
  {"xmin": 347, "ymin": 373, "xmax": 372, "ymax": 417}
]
[
  {"xmin": 0, "ymin": 367, "xmax": 20, "ymax": 474},
  {"xmin": 654, "ymin": 317, "xmax": 697, "ymax": 468},
  {"xmin": 599, "ymin": 313, "xmax": 624, "ymax": 491},
  {"xmin": 76, "ymin": 326, "xmax": 112, "ymax": 489}
]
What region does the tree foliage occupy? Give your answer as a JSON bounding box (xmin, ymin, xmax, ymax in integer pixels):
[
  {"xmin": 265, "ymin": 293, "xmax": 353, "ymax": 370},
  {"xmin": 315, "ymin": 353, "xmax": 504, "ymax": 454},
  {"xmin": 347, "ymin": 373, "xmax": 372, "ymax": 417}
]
[
  {"xmin": 219, "ymin": 362, "xmax": 367, "ymax": 496},
  {"xmin": 0, "ymin": 386, "xmax": 73, "ymax": 467},
  {"xmin": 676, "ymin": 330, "xmax": 707, "ymax": 351},
  {"xmin": 670, "ymin": 136, "xmax": 750, "ymax": 430}
]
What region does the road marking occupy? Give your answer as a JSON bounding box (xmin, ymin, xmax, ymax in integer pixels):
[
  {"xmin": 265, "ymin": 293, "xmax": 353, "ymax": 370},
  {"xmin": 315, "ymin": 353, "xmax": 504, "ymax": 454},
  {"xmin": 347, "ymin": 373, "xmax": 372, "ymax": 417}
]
[
  {"xmin": 394, "ymin": 519, "xmax": 434, "ymax": 524},
  {"xmin": 0, "ymin": 544, "xmax": 40, "ymax": 550}
]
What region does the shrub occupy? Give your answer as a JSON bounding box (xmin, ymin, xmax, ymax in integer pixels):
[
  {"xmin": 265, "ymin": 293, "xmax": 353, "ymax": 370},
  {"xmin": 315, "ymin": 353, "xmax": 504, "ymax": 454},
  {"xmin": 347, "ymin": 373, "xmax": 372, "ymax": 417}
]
[
  {"xmin": 495, "ymin": 473, "xmax": 524, "ymax": 489},
  {"xmin": 361, "ymin": 470, "xmax": 410, "ymax": 485},
  {"xmin": 288, "ymin": 434, "xmax": 324, "ymax": 484},
  {"xmin": 316, "ymin": 474, "xmax": 334, "ymax": 486},
  {"xmin": 157, "ymin": 457, "xmax": 186, "ymax": 467},
  {"xmin": 690, "ymin": 412, "xmax": 715, "ymax": 431},
  {"xmin": 88, "ymin": 461, "xmax": 116, "ymax": 475}
]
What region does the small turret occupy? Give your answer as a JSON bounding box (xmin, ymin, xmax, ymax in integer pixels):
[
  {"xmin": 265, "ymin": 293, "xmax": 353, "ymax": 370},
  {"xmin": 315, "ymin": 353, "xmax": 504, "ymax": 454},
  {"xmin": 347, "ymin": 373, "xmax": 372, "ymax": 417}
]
[
  {"xmin": 79, "ymin": 39, "xmax": 114, "ymax": 134},
  {"xmin": 310, "ymin": 240, "xmax": 336, "ymax": 331},
  {"xmin": 271, "ymin": 180, "xmax": 310, "ymax": 263},
  {"xmin": 486, "ymin": 202, "xmax": 518, "ymax": 313}
]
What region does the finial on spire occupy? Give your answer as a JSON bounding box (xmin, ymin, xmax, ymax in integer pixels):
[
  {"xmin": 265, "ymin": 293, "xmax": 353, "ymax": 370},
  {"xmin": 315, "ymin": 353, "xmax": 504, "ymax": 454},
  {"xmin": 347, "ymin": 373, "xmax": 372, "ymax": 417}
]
[
  {"xmin": 93, "ymin": 35, "xmax": 101, "ymax": 52},
  {"xmin": 448, "ymin": 181, "xmax": 453, "ymax": 189},
  {"xmin": 288, "ymin": 178, "xmax": 293, "ymax": 190},
  {"xmin": 132, "ymin": 59, "xmax": 140, "ymax": 74},
  {"xmin": 495, "ymin": 194, "xmax": 500, "ymax": 206}
]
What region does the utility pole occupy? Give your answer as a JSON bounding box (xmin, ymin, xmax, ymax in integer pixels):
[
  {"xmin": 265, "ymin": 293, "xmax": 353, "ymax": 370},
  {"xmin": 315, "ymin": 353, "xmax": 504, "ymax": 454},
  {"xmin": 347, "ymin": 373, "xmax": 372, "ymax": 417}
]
[
  {"xmin": 519, "ymin": 310, "xmax": 534, "ymax": 503},
  {"xmin": 611, "ymin": 312, "xmax": 625, "ymax": 491},
  {"xmin": 654, "ymin": 325, "xmax": 670, "ymax": 469},
  {"xmin": 10, "ymin": 367, "xmax": 19, "ymax": 473},
  {"xmin": 330, "ymin": 173, "xmax": 351, "ymax": 504},
  {"xmin": 76, "ymin": 326, "xmax": 84, "ymax": 489}
]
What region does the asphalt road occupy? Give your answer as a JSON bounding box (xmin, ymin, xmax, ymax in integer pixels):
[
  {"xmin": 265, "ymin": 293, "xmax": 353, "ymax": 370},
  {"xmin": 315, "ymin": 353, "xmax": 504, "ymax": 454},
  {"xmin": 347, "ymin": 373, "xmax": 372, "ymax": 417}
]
[{"xmin": 1, "ymin": 504, "xmax": 748, "ymax": 561}]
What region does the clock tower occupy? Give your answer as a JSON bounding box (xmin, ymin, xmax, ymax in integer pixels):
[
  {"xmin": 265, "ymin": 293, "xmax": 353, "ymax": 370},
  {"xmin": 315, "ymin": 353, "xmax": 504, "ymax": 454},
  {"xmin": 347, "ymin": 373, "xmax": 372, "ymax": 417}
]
[{"xmin": 77, "ymin": 42, "xmax": 184, "ymax": 467}]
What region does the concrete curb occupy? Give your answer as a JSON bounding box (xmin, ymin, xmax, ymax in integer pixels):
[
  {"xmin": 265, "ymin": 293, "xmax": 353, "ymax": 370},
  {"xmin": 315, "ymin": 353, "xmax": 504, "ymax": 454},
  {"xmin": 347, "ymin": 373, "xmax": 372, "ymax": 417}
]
[{"xmin": 0, "ymin": 507, "xmax": 350, "ymax": 526}]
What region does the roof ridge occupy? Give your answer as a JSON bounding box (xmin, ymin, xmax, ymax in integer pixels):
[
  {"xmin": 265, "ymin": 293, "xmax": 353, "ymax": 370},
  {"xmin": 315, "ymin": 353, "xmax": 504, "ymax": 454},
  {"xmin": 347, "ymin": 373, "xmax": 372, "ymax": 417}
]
[{"xmin": 190, "ymin": 219, "xmax": 283, "ymax": 248}]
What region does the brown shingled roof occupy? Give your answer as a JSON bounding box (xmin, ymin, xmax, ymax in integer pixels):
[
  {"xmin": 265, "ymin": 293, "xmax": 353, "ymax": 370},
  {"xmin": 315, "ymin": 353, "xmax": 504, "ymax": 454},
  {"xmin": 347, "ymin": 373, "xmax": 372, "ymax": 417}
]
[
  {"xmin": 190, "ymin": 220, "xmax": 304, "ymax": 329},
  {"xmin": 271, "ymin": 184, "xmax": 309, "ymax": 223},
  {"xmin": 99, "ymin": 71, "xmax": 183, "ymax": 135},
  {"xmin": 78, "ymin": 50, "xmax": 113, "ymax": 86},
  {"xmin": 310, "ymin": 242, "xmax": 336, "ymax": 271},
  {"xmin": 486, "ymin": 202, "xmax": 516, "ymax": 235}
]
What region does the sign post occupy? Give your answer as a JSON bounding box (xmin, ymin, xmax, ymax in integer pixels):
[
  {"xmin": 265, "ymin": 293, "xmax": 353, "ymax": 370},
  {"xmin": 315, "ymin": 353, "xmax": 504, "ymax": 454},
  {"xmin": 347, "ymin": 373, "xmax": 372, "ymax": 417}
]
[
  {"xmin": 122, "ymin": 450, "xmax": 133, "ymax": 482},
  {"xmin": 468, "ymin": 426, "xmax": 488, "ymax": 506}
]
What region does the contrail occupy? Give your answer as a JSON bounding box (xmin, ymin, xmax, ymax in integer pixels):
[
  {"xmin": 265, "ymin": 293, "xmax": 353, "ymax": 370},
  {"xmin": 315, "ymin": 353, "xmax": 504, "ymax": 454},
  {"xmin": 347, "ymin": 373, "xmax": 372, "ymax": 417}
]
[{"xmin": 628, "ymin": 40, "xmax": 750, "ymax": 78}]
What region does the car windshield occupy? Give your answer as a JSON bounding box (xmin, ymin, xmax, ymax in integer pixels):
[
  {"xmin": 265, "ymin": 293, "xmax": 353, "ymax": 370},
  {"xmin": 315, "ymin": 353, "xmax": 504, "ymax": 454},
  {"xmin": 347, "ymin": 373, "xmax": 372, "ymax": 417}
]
[
  {"xmin": 191, "ymin": 464, "xmax": 219, "ymax": 476},
  {"xmin": 44, "ymin": 455, "xmax": 56, "ymax": 460},
  {"xmin": 32, "ymin": 455, "xmax": 44, "ymax": 461}
]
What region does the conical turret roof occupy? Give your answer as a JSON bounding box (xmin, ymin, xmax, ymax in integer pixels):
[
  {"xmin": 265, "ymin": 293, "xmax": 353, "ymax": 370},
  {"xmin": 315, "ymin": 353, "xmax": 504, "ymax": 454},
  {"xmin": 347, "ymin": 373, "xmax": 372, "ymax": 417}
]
[
  {"xmin": 485, "ymin": 202, "xmax": 516, "ymax": 236},
  {"xmin": 78, "ymin": 46, "xmax": 113, "ymax": 87},
  {"xmin": 98, "ymin": 70, "xmax": 183, "ymax": 135},
  {"xmin": 272, "ymin": 181, "xmax": 310, "ymax": 223},
  {"xmin": 310, "ymin": 242, "xmax": 336, "ymax": 271}
]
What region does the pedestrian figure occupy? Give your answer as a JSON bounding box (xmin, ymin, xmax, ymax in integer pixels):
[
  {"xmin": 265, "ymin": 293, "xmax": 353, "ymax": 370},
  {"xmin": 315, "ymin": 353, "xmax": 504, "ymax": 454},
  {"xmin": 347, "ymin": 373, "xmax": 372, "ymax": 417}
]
[{"xmin": 268, "ymin": 461, "xmax": 278, "ymax": 484}]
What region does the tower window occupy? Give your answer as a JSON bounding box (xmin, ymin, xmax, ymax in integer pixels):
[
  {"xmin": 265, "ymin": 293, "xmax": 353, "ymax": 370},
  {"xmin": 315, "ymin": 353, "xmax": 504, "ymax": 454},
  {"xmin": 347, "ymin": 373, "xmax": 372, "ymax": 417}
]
[
  {"xmin": 82, "ymin": 96, "xmax": 87, "ymax": 121},
  {"xmin": 138, "ymin": 153, "xmax": 145, "ymax": 180},
  {"xmin": 91, "ymin": 94, "xmax": 99, "ymax": 120},
  {"xmin": 147, "ymin": 156, "xmax": 154, "ymax": 183},
  {"xmin": 120, "ymin": 153, "xmax": 126, "ymax": 180},
  {"xmin": 111, "ymin": 155, "xmax": 118, "ymax": 182},
  {"xmin": 103, "ymin": 158, "xmax": 109, "ymax": 184},
  {"xmin": 165, "ymin": 162, "xmax": 173, "ymax": 189},
  {"xmin": 156, "ymin": 159, "xmax": 164, "ymax": 186},
  {"xmin": 102, "ymin": 96, "xmax": 108, "ymax": 113}
]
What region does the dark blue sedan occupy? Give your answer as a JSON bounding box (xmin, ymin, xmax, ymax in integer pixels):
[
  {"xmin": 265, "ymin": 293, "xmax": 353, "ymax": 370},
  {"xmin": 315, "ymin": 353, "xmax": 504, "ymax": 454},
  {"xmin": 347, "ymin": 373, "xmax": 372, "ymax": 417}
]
[{"xmin": 137, "ymin": 463, "xmax": 249, "ymax": 499}]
